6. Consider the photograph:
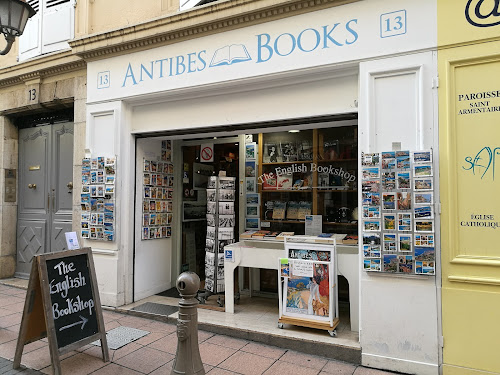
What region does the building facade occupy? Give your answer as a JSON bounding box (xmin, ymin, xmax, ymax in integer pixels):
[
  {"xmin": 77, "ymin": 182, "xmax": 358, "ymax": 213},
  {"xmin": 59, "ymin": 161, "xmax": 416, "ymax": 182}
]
[
  {"xmin": 438, "ymin": 1, "xmax": 500, "ymax": 374},
  {"xmin": 1, "ymin": 1, "xmax": 443, "ymax": 374}
]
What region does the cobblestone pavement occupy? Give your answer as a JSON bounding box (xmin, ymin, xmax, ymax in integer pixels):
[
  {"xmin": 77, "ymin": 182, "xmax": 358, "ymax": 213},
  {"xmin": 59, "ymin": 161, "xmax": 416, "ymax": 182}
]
[{"xmin": 0, "ymin": 283, "xmax": 401, "ymax": 375}]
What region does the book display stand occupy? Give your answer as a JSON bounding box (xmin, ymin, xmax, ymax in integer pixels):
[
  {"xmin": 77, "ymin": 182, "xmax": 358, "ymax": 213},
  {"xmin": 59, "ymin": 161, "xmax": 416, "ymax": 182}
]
[{"xmin": 278, "ymin": 237, "xmax": 339, "ymax": 337}]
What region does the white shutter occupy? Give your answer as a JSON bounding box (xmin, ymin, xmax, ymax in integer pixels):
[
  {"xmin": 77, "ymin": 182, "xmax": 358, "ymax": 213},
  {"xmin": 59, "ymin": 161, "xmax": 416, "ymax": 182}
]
[
  {"xmin": 18, "ymin": 0, "xmax": 41, "ymax": 61},
  {"xmin": 41, "ymin": 0, "xmax": 74, "ymax": 54}
]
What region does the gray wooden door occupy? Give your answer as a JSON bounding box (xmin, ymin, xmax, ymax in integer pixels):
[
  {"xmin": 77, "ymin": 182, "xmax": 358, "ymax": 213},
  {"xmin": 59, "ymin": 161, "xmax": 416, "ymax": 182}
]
[{"xmin": 16, "ymin": 123, "xmax": 74, "ymax": 278}]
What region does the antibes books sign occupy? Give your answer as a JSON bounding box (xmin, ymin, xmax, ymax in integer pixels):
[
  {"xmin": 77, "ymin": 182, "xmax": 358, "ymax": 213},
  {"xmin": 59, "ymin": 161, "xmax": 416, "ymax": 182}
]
[{"xmin": 87, "ymin": 0, "xmax": 436, "ymax": 103}]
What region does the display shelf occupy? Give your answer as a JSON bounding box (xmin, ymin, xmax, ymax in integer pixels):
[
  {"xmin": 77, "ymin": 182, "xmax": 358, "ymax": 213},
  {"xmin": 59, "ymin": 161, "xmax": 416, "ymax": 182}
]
[{"xmin": 256, "ymin": 126, "xmax": 358, "ymax": 235}]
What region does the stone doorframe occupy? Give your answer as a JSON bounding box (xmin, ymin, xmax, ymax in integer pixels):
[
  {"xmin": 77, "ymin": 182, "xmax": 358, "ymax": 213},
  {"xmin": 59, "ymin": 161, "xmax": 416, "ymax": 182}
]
[{"xmin": 0, "ymin": 68, "xmax": 87, "ymax": 279}]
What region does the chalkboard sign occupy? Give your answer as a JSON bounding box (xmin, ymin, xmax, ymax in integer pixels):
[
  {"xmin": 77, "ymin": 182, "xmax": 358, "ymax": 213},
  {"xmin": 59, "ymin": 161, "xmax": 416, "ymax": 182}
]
[
  {"xmin": 46, "ymin": 253, "xmax": 100, "ymax": 348},
  {"xmin": 14, "ymin": 248, "xmax": 109, "ymax": 375}
]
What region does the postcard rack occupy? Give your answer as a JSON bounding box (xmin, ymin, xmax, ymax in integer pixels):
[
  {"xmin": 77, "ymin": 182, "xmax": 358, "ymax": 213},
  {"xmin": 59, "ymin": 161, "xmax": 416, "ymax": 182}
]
[
  {"xmin": 203, "ymin": 176, "xmax": 236, "ymax": 303},
  {"xmin": 278, "ymin": 237, "xmax": 339, "ymax": 337}
]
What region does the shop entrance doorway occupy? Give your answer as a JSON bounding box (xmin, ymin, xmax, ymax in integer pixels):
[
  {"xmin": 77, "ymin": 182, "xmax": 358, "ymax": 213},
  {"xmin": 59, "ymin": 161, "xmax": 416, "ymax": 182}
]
[
  {"xmin": 16, "ymin": 123, "xmax": 74, "ymax": 278},
  {"xmin": 181, "ymin": 138, "xmax": 239, "ymax": 290}
]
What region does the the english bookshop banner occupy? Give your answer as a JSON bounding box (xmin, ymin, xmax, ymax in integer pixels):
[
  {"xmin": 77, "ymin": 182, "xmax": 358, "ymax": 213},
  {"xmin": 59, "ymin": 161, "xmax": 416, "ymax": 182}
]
[{"xmin": 87, "ymin": 0, "xmax": 436, "ymax": 103}]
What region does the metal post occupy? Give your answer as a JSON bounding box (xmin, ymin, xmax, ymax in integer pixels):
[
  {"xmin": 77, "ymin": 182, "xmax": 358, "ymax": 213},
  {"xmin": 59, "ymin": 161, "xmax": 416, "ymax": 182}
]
[{"xmin": 171, "ymin": 272, "xmax": 205, "ymax": 375}]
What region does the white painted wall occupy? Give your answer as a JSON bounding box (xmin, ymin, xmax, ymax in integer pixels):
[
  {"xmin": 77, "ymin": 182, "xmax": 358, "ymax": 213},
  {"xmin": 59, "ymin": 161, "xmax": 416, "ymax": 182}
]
[
  {"xmin": 130, "ymin": 69, "xmax": 358, "ymax": 133},
  {"xmin": 358, "ymin": 51, "xmax": 440, "ymax": 375},
  {"xmin": 85, "ymin": 101, "xmax": 135, "ymax": 307},
  {"xmin": 134, "ymin": 138, "xmax": 173, "ymax": 300}
]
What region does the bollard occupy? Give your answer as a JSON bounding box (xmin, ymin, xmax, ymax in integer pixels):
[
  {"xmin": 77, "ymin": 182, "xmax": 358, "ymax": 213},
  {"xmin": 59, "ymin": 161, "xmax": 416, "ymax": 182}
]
[{"xmin": 171, "ymin": 272, "xmax": 205, "ymax": 375}]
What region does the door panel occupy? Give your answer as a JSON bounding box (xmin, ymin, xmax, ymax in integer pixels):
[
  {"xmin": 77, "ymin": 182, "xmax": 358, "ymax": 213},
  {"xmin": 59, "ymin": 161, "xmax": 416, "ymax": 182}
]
[
  {"xmin": 16, "ymin": 123, "xmax": 74, "ymax": 278},
  {"xmin": 16, "ymin": 221, "xmax": 46, "ymax": 277},
  {"xmin": 53, "ymin": 123, "xmax": 74, "ymax": 217},
  {"xmin": 18, "ymin": 126, "xmax": 50, "ymax": 215}
]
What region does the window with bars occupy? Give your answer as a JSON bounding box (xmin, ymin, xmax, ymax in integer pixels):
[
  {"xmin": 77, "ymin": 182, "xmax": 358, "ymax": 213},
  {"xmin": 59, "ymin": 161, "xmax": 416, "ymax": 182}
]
[{"xmin": 18, "ymin": 0, "xmax": 74, "ymax": 61}]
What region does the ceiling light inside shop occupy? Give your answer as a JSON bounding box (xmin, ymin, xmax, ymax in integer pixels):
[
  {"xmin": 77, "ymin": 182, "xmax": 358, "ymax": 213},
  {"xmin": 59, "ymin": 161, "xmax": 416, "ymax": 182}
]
[{"xmin": 288, "ymin": 130, "xmax": 300, "ymax": 133}]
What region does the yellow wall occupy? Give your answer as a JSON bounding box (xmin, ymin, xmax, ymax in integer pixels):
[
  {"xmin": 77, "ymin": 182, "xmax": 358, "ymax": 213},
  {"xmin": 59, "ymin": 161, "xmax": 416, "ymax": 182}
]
[{"xmin": 439, "ymin": 1, "xmax": 500, "ymax": 374}]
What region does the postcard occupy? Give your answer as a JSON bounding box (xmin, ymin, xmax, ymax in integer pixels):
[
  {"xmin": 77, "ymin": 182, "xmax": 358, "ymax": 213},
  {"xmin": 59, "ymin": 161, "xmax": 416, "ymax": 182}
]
[
  {"xmin": 364, "ymin": 259, "xmax": 371, "ymax": 270},
  {"xmin": 245, "ymin": 142, "xmax": 257, "ymax": 160},
  {"xmin": 398, "ymin": 255, "xmax": 413, "ymax": 273},
  {"xmin": 382, "ymin": 151, "xmax": 396, "ymax": 159},
  {"xmin": 414, "ymin": 192, "xmax": 433, "ymax": 205},
  {"xmin": 415, "ymin": 260, "xmax": 435, "ymax": 275},
  {"xmin": 382, "ymin": 171, "xmax": 396, "ymax": 190},
  {"xmin": 383, "ymin": 214, "xmax": 396, "ymax": 230},
  {"xmin": 396, "ymin": 155, "xmax": 411, "ymax": 169},
  {"xmin": 415, "ymin": 234, "xmax": 435, "ymax": 247},
  {"xmin": 363, "ymin": 233, "xmax": 381, "ymax": 245},
  {"xmin": 81, "ymin": 230, "xmax": 90, "ymax": 239},
  {"xmin": 414, "ymin": 205, "xmax": 433, "ymax": 219},
  {"xmin": 362, "ymin": 180, "xmax": 380, "ymax": 193},
  {"xmin": 219, "ymin": 201, "xmax": 235, "ymax": 215},
  {"xmin": 218, "ymin": 189, "xmax": 235, "ymax": 201},
  {"xmin": 414, "ymin": 164, "xmax": 433, "ymax": 177},
  {"xmin": 245, "ymin": 161, "xmax": 256, "ymax": 177},
  {"xmin": 398, "ymin": 212, "xmax": 412, "ymax": 231},
  {"xmin": 363, "ymin": 206, "xmax": 381, "ymax": 219},
  {"xmin": 381, "ymin": 158, "xmax": 396, "ymax": 170},
  {"xmin": 415, "ymin": 246, "xmax": 435, "ymax": 261},
  {"xmin": 398, "ymin": 234, "xmax": 412, "ymax": 252},
  {"xmin": 246, "ymin": 205, "xmax": 259, "ymax": 217},
  {"xmin": 413, "ymin": 150, "xmax": 432, "ymax": 164},
  {"xmin": 246, "ymin": 177, "xmax": 256, "ymax": 193},
  {"xmin": 363, "ymin": 245, "xmax": 381, "ymax": 258},
  {"xmin": 397, "ymin": 192, "xmax": 412, "ymax": 210},
  {"xmin": 363, "ymin": 220, "xmax": 381, "ymax": 232},
  {"xmin": 370, "ymin": 259, "xmax": 381, "ymax": 271},
  {"xmin": 383, "ymin": 254, "xmax": 398, "ymax": 272},
  {"xmin": 397, "ymin": 172, "xmax": 411, "ymax": 189},
  {"xmin": 415, "ymin": 219, "xmax": 434, "ymax": 233},
  {"xmin": 362, "ymin": 192, "xmax": 381, "ymax": 206},
  {"xmin": 362, "ymin": 167, "xmax": 380, "ymax": 179},
  {"xmin": 383, "ymin": 233, "xmax": 396, "ymax": 251},
  {"xmin": 245, "ymin": 217, "xmax": 260, "ymax": 230},
  {"xmin": 362, "ymin": 153, "xmax": 380, "ymax": 166},
  {"xmin": 382, "ymin": 192, "xmax": 396, "ymax": 210},
  {"xmin": 414, "ymin": 177, "xmax": 433, "ymax": 191},
  {"xmin": 246, "ymin": 193, "xmax": 260, "ymax": 205}
]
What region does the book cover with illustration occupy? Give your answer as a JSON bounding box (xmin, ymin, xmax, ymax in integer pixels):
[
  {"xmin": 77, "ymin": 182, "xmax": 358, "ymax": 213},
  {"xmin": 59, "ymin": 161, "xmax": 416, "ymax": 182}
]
[
  {"xmin": 262, "ymin": 175, "xmax": 277, "ymax": 190},
  {"xmin": 297, "ymin": 201, "xmax": 312, "ymax": 220},
  {"xmin": 277, "ymin": 174, "xmax": 293, "ymax": 190},
  {"xmin": 209, "ymin": 44, "xmax": 252, "ymax": 67},
  {"xmin": 286, "ymin": 201, "xmax": 300, "ymax": 220},
  {"xmin": 272, "ymin": 201, "xmax": 287, "ymax": 220}
]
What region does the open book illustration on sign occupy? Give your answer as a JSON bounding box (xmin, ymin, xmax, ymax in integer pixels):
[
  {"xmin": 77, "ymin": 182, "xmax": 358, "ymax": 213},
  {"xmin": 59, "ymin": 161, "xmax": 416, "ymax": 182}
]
[{"xmin": 210, "ymin": 44, "xmax": 252, "ymax": 67}]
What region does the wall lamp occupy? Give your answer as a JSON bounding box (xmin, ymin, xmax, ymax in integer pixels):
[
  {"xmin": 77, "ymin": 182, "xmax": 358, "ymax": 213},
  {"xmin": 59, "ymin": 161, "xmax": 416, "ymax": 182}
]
[{"xmin": 0, "ymin": 0, "xmax": 35, "ymax": 55}]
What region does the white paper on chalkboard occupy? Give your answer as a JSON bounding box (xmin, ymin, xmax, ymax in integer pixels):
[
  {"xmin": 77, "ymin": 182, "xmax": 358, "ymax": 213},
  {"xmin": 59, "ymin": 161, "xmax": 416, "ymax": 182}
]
[
  {"xmin": 65, "ymin": 232, "xmax": 80, "ymax": 250},
  {"xmin": 291, "ymin": 260, "xmax": 313, "ymax": 277}
]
